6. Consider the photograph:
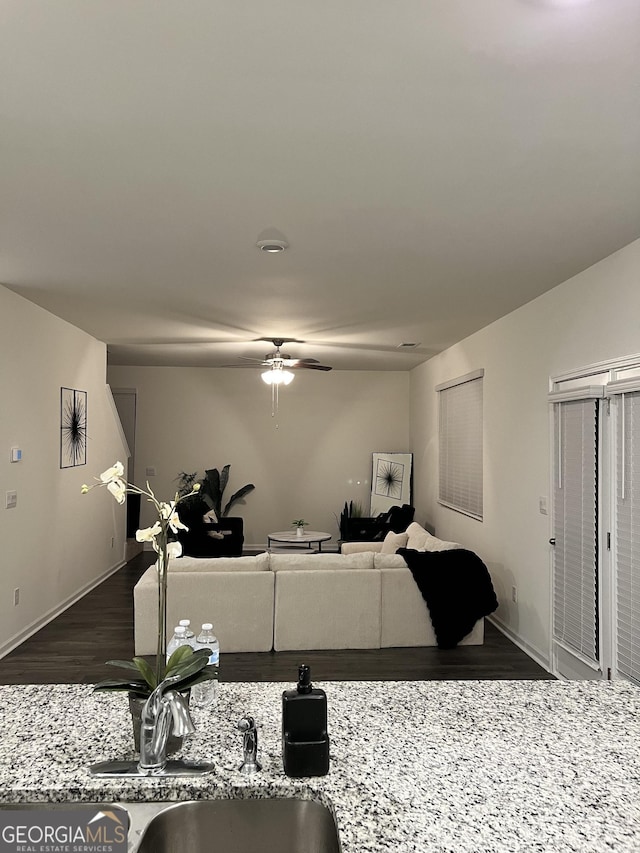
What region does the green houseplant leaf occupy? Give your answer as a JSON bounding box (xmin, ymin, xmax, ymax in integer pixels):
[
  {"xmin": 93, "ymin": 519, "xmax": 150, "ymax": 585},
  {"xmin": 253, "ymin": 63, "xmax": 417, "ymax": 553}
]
[
  {"xmin": 223, "ymin": 483, "xmax": 255, "ymax": 516},
  {"xmin": 196, "ymin": 465, "xmax": 255, "ymax": 518},
  {"xmin": 93, "ymin": 646, "xmax": 216, "ymax": 698}
]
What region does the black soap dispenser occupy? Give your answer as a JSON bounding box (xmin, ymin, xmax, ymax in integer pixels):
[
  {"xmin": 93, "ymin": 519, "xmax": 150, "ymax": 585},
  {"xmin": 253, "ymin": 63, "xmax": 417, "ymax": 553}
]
[{"xmin": 282, "ymin": 664, "xmax": 330, "ymax": 778}]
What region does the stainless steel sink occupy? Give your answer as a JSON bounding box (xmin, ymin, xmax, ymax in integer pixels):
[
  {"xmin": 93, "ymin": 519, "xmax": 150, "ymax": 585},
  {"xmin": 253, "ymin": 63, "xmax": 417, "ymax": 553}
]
[
  {"xmin": 0, "ymin": 798, "xmax": 342, "ymax": 853},
  {"xmin": 136, "ymin": 798, "xmax": 341, "ymax": 853}
]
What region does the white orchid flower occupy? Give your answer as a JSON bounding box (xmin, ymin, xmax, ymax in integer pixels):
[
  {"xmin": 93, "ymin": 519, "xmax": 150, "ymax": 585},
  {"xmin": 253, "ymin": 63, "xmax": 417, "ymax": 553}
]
[
  {"xmin": 136, "ymin": 522, "xmax": 162, "ymax": 543},
  {"xmin": 167, "ymin": 541, "xmax": 183, "ymax": 560},
  {"xmin": 99, "ymin": 461, "xmax": 125, "ymax": 484},
  {"xmin": 160, "ymin": 501, "xmax": 184, "ymax": 520},
  {"xmin": 169, "ymin": 511, "xmax": 188, "ymax": 534},
  {"xmin": 107, "ymin": 478, "xmax": 127, "ymax": 504},
  {"xmin": 157, "ymin": 500, "xmax": 188, "ymax": 533}
]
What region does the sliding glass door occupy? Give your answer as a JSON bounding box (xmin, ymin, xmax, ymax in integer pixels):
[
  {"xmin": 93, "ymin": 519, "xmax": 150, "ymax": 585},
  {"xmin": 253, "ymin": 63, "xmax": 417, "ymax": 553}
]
[
  {"xmin": 550, "ymin": 362, "xmax": 640, "ymax": 684},
  {"xmin": 551, "ymin": 393, "xmax": 602, "ymax": 677}
]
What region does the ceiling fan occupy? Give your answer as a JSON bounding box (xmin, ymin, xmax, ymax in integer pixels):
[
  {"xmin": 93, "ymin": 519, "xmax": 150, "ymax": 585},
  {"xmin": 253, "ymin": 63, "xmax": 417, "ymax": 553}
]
[{"xmin": 224, "ymin": 338, "xmax": 333, "ymax": 384}]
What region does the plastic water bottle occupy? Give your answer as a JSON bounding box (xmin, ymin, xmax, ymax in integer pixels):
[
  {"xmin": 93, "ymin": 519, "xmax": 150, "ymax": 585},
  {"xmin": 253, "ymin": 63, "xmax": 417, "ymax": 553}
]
[
  {"xmin": 178, "ymin": 619, "xmax": 196, "ymax": 647},
  {"xmin": 166, "ymin": 625, "xmax": 189, "ymax": 662},
  {"xmin": 191, "ymin": 622, "xmax": 219, "ymax": 709}
]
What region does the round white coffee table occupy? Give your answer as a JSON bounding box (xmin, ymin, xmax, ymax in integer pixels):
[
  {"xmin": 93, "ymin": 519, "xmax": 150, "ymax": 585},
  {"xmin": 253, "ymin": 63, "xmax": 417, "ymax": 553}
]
[{"xmin": 268, "ymin": 530, "xmax": 332, "ymax": 551}]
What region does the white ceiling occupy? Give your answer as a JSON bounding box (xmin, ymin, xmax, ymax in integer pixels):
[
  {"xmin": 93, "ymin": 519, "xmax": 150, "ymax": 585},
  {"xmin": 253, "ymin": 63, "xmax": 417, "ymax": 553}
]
[{"xmin": 1, "ymin": 0, "xmax": 639, "ymax": 371}]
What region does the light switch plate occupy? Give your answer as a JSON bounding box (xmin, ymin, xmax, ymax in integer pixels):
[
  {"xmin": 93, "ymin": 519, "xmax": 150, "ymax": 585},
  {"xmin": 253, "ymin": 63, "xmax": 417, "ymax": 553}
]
[
  {"xmin": 6, "ymin": 491, "xmax": 17, "ymax": 509},
  {"xmin": 539, "ymin": 496, "xmax": 548, "ymax": 515}
]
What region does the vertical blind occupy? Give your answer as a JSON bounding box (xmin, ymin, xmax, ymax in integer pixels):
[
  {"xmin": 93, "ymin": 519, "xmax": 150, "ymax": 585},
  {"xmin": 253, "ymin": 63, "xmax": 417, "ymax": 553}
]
[
  {"xmin": 613, "ymin": 390, "xmax": 640, "ymax": 685},
  {"xmin": 437, "ymin": 370, "xmax": 483, "ymax": 521},
  {"xmin": 552, "ymin": 399, "xmax": 599, "ymax": 664}
]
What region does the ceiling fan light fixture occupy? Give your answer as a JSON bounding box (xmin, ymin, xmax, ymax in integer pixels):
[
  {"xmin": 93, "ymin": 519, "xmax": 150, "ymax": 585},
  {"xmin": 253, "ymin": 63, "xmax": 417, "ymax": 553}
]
[
  {"xmin": 261, "ymin": 368, "xmax": 294, "ymax": 385},
  {"xmin": 256, "ymin": 239, "xmax": 288, "ymax": 253}
]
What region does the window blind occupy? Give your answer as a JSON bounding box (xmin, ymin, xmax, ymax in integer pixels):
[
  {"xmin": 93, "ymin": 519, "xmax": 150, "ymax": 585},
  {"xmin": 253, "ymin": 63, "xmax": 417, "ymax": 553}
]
[
  {"xmin": 552, "ymin": 399, "xmax": 599, "ymax": 664},
  {"xmin": 614, "ymin": 390, "xmax": 640, "ymax": 685},
  {"xmin": 437, "ymin": 371, "xmax": 483, "ymax": 520}
]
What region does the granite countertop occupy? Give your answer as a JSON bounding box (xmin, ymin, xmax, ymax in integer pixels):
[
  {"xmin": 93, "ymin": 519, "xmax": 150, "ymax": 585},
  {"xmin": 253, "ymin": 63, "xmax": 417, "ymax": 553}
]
[{"xmin": 0, "ymin": 680, "xmax": 639, "ymax": 852}]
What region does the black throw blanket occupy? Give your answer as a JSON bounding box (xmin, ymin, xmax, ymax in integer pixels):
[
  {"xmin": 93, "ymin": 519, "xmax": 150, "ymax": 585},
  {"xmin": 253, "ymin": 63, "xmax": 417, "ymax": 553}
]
[{"xmin": 397, "ymin": 548, "xmax": 499, "ymax": 649}]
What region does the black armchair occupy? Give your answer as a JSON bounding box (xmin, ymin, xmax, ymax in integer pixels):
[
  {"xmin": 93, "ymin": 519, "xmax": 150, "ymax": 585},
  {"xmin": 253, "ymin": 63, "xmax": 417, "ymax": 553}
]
[
  {"xmin": 340, "ymin": 504, "xmax": 415, "ymax": 542},
  {"xmin": 175, "ymin": 498, "xmax": 244, "ymax": 557}
]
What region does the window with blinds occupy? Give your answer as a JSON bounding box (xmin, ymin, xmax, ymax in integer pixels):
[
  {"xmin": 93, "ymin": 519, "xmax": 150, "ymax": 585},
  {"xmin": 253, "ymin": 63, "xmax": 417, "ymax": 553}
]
[
  {"xmin": 611, "ymin": 387, "xmax": 640, "ymax": 685},
  {"xmin": 552, "ymin": 398, "xmax": 599, "ymax": 665},
  {"xmin": 437, "ymin": 369, "xmax": 483, "ymax": 521}
]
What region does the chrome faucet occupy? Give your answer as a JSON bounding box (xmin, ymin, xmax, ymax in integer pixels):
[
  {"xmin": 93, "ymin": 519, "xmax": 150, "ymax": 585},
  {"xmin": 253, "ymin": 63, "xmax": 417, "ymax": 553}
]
[
  {"xmin": 138, "ymin": 673, "xmax": 195, "ymax": 774},
  {"xmin": 237, "ymin": 716, "xmax": 262, "ymax": 774}
]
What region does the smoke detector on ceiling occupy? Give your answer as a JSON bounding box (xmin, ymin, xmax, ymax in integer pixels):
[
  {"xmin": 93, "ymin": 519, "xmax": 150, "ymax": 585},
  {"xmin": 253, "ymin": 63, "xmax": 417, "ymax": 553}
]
[{"xmin": 256, "ymin": 239, "xmax": 288, "ymax": 253}]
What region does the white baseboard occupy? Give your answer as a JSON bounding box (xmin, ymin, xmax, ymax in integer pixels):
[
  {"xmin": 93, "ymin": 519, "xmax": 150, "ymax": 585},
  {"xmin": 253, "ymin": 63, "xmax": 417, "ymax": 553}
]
[
  {"xmin": 487, "ymin": 615, "xmax": 552, "ymax": 674},
  {"xmin": 0, "ymin": 559, "xmax": 126, "ymax": 661}
]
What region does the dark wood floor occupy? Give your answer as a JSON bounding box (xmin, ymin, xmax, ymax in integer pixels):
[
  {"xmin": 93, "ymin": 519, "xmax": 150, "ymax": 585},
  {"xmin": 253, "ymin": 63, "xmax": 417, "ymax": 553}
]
[{"xmin": 0, "ymin": 552, "xmax": 553, "ymax": 684}]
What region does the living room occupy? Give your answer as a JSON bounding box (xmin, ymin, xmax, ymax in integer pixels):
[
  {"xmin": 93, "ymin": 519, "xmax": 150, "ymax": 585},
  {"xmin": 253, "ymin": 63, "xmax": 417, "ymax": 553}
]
[{"xmin": 2, "ymin": 234, "xmax": 640, "ymax": 680}]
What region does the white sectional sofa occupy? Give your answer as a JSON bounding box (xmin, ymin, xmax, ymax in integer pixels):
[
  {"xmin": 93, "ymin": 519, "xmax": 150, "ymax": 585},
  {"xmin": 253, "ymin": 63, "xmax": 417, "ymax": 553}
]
[{"xmin": 133, "ymin": 523, "xmax": 485, "ymax": 654}]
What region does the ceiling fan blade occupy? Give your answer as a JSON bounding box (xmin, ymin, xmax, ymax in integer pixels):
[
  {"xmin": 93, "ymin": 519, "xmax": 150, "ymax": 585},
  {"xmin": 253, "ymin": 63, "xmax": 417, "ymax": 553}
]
[
  {"xmin": 256, "ymin": 337, "xmax": 305, "ymax": 348},
  {"xmin": 219, "ymin": 363, "xmax": 267, "ymax": 368},
  {"xmin": 293, "ymin": 363, "xmax": 332, "ymax": 371},
  {"xmin": 282, "ymin": 358, "xmax": 315, "ymax": 367},
  {"xmin": 238, "ymin": 356, "xmax": 270, "ymax": 364}
]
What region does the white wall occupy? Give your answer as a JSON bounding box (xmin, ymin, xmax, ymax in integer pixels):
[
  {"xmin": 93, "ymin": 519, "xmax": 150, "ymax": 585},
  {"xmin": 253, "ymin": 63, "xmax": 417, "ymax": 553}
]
[
  {"xmin": 0, "ymin": 285, "xmax": 128, "ymax": 657},
  {"xmin": 410, "ymin": 237, "xmax": 640, "ymax": 668},
  {"xmin": 106, "ymin": 365, "xmax": 410, "ymax": 545}
]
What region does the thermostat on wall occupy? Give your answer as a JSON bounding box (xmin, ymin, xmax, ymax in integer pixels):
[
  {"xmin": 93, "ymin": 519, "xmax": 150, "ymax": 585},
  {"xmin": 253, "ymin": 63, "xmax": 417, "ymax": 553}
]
[{"xmin": 10, "ymin": 447, "xmax": 22, "ymax": 463}]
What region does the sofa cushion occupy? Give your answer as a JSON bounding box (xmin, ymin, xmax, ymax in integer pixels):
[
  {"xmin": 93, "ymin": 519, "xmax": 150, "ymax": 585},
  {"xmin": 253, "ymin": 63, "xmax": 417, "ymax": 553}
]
[
  {"xmin": 273, "ymin": 569, "xmax": 382, "ymax": 650},
  {"xmin": 405, "ymin": 522, "xmax": 462, "ymax": 552},
  {"xmin": 423, "ymin": 537, "xmax": 463, "ymax": 552},
  {"xmin": 340, "ymin": 541, "xmax": 383, "ymax": 555},
  {"xmin": 374, "ymin": 553, "xmax": 408, "ymax": 570},
  {"xmin": 269, "ymin": 552, "xmax": 375, "ymax": 572},
  {"xmin": 168, "ymin": 552, "xmax": 270, "ymax": 572},
  {"xmin": 134, "ymin": 566, "xmax": 275, "ymax": 654},
  {"xmin": 405, "ymin": 522, "xmax": 434, "ymax": 550},
  {"xmin": 380, "ymin": 530, "xmax": 409, "ymax": 554}
]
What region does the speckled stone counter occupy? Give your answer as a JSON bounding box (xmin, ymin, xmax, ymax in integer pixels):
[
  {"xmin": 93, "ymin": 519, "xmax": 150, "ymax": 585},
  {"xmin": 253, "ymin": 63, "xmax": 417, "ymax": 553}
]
[{"xmin": 0, "ymin": 680, "xmax": 639, "ymax": 852}]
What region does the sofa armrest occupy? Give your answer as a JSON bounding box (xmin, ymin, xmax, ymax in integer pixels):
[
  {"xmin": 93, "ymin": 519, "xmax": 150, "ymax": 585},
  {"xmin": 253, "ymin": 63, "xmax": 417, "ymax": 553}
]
[{"xmin": 340, "ymin": 541, "xmax": 383, "ymax": 555}]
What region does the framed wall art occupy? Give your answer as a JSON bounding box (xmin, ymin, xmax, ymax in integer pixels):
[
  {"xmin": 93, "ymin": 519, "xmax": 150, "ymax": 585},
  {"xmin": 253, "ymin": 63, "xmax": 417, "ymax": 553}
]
[
  {"xmin": 370, "ymin": 452, "xmax": 413, "ymax": 516},
  {"xmin": 60, "ymin": 387, "xmax": 87, "ymax": 468}
]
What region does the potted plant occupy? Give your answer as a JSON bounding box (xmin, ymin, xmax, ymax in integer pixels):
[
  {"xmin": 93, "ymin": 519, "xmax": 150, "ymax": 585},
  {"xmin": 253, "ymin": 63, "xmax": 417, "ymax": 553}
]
[
  {"xmin": 175, "ymin": 465, "xmax": 255, "ymax": 557},
  {"xmin": 176, "ymin": 465, "xmax": 255, "ymax": 517},
  {"xmin": 82, "ymin": 462, "xmax": 217, "ymax": 749},
  {"xmin": 292, "ymin": 518, "xmax": 309, "ymax": 538}
]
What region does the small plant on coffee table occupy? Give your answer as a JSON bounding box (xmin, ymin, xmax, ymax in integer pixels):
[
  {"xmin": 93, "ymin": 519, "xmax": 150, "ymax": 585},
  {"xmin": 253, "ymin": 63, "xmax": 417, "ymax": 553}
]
[{"xmin": 292, "ymin": 519, "xmax": 309, "ymax": 529}]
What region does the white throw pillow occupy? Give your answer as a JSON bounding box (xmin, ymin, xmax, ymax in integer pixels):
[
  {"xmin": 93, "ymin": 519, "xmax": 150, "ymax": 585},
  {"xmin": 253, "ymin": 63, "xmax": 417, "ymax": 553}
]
[
  {"xmin": 380, "ymin": 530, "xmax": 409, "ymax": 554},
  {"xmin": 404, "ymin": 522, "xmax": 462, "ymax": 552},
  {"xmin": 405, "ymin": 522, "xmax": 435, "ymax": 551}
]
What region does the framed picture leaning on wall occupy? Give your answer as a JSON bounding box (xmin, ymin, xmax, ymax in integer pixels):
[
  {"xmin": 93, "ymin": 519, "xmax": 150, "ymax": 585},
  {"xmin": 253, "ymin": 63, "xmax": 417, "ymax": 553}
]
[{"xmin": 370, "ymin": 452, "xmax": 412, "ymax": 516}]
